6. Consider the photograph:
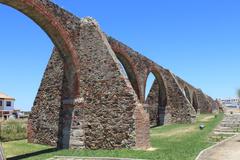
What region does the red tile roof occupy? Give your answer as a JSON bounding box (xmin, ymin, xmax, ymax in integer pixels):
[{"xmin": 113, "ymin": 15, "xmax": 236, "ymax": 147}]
[{"xmin": 0, "ymin": 92, "xmax": 15, "ymax": 100}]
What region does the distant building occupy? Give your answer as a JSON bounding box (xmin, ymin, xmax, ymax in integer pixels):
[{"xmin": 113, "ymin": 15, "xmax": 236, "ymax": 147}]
[
  {"xmin": 219, "ymin": 98, "xmax": 240, "ymax": 108},
  {"xmin": 0, "ymin": 92, "xmax": 15, "ymax": 111}
]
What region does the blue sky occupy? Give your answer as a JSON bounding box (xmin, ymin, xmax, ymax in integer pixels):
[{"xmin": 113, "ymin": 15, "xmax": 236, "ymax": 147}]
[{"xmin": 0, "ymin": 0, "xmax": 240, "ymax": 111}]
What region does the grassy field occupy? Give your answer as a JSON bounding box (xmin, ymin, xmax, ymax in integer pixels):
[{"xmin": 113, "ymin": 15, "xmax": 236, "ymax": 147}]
[
  {"xmin": 2, "ymin": 113, "xmax": 223, "ymax": 160},
  {"xmin": 0, "ymin": 119, "xmax": 27, "ymax": 142}
]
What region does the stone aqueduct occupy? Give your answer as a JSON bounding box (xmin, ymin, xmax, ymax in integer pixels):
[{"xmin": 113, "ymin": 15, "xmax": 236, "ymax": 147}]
[{"xmin": 1, "ymin": 0, "xmax": 219, "ymax": 150}]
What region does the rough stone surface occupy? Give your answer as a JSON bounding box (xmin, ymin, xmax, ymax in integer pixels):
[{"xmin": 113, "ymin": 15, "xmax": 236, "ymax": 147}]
[
  {"xmin": 176, "ymin": 77, "xmax": 220, "ymax": 114},
  {"xmin": 28, "ymin": 48, "xmax": 64, "ymax": 146},
  {"xmin": 0, "ymin": 0, "xmax": 219, "ymax": 150},
  {"xmin": 28, "ymin": 16, "xmax": 150, "ymax": 149},
  {"xmin": 108, "ymin": 38, "xmax": 198, "ymax": 125}
]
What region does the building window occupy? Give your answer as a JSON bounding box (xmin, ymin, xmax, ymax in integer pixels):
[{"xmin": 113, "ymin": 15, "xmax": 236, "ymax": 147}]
[
  {"xmin": 6, "ymin": 101, "xmax": 11, "ymax": 107},
  {"xmin": 0, "ymin": 101, "xmax": 2, "ymax": 106}
]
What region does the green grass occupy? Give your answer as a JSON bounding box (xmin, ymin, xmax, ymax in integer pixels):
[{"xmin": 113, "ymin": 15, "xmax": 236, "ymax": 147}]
[
  {"xmin": 0, "ymin": 119, "xmax": 27, "ymax": 142},
  {"xmin": 2, "ymin": 113, "xmax": 223, "ymax": 160},
  {"xmin": 3, "ymin": 140, "xmax": 50, "ymax": 158}
]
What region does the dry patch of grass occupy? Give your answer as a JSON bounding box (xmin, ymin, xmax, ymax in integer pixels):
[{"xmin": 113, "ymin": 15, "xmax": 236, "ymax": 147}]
[
  {"xmin": 200, "ymin": 115, "xmax": 215, "ymax": 122},
  {"xmin": 146, "ymin": 147, "xmax": 158, "ymax": 151},
  {"xmin": 151, "ymin": 114, "xmax": 216, "ymax": 138},
  {"xmin": 151, "ymin": 125, "xmax": 196, "ymax": 138}
]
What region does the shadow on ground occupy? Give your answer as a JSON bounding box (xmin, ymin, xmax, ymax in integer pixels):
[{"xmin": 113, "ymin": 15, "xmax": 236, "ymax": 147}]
[{"xmin": 7, "ymin": 148, "xmax": 58, "ymax": 160}]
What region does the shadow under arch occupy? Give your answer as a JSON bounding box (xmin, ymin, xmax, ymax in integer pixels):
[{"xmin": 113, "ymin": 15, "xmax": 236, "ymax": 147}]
[
  {"xmin": 192, "ymin": 91, "xmax": 199, "ymax": 113},
  {"xmin": 144, "ymin": 69, "xmax": 167, "ymax": 126},
  {"xmin": 115, "ymin": 52, "xmax": 141, "ymax": 99},
  {"xmin": 184, "ymin": 86, "xmax": 191, "ymax": 103},
  {"xmin": 0, "ymin": 0, "xmax": 80, "ymax": 149}
]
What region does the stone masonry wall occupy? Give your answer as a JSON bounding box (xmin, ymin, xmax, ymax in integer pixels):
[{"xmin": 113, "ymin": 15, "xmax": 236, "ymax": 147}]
[
  {"xmin": 195, "ymin": 90, "xmax": 211, "ymax": 113},
  {"xmin": 145, "ymin": 80, "xmax": 160, "ymax": 127},
  {"xmin": 176, "ymin": 76, "xmax": 216, "ymax": 114},
  {"xmin": 28, "ymin": 48, "xmax": 64, "ymax": 146},
  {"xmin": 71, "ymin": 18, "xmax": 150, "ymax": 149},
  {"xmin": 29, "ymin": 16, "xmax": 150, "ymax": 149},
  {"xmin": 108, "ymin": 37, "xmax": 197, "ymax": 125}
]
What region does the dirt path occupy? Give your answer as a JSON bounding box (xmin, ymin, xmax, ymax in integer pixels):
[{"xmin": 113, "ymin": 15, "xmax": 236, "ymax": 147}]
[
  {"xmin": 197, "ymin": 134, "xmax": 240, "ymax": 160},
  {"xmin": 197, "ymin": 107, "xmax": 240, "ymax": 160}
]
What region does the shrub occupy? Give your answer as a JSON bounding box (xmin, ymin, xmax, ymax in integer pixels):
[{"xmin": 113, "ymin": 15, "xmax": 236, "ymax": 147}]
[{"xmin": 0, "ymin": 119, "xmax": 27, "ymax": 142}]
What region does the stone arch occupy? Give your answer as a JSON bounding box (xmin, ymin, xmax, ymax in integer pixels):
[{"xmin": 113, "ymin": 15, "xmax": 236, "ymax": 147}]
[
  {"xmin": 144, "ymin": 69, "xmax": 167, "ymax": 126},
  {"xmin": 0, "ymin": 0, "xmax": 80, "ymax": 148},
  {"xmin": 115, "ymin": 52, "xmax": 141, "ymax": 99},
  {"xmin": 184, "ymin": 86, "xmax": 191, "ymax": 103},
  {"xmin": 192, "ymin": 91, "xmax": 199, "ymax": 113},
  {"xmin": 0, "ymin": 0, "xmax": 80, "ymax": 80}
]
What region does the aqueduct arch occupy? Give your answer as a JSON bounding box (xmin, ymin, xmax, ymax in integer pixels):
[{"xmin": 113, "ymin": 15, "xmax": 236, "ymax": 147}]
[
  {"xmin": 0, "ymin": 0, "xmax": 219, "ymax": 150},
  {"xmin": 1, "ymin": 0, "xmax": 151, "ymax": 150},
  {"xmin": 184, "ymin": 86, "xmax": 191, "ymax": 103},
  {"xmin": 192, "ymin": 91, "xmax": 199, "ymax": 113},
  {"xmin": 0, "ymin": 0, "xmax": 81, "ymax": 148},
  {"xmin": 0, "ymin": 0, "xmax": 80, "ymax": 70},
  {"xmin": 145, "ymin": 70, "xmax": 167, "ymax": 126},
  {"xmin": 115, "ymin": 52, "xmax": 141, "ymax": 99},
  {"xmin": 0, "ymin": 0, "xmax": 81, "ymax": 103}
]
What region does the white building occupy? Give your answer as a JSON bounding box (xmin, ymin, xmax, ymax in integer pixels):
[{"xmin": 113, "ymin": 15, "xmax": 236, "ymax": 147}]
[
  {"xmin": 0, "ymin": 92, "xmax": 15, "ymax": 111},
  {"xmin": 220, "ymin": 98, "xmax": 240, "ymax": 108}
]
